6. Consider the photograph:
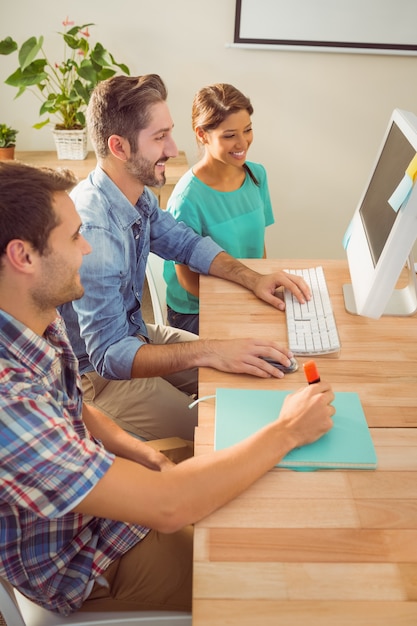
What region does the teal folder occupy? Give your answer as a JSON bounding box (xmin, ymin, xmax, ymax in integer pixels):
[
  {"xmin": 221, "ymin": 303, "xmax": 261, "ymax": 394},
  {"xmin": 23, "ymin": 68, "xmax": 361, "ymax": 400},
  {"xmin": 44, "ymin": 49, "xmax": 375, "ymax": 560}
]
[{"xmin": 214, "ymin": 388, "xmax": 377, "ymax": 471}]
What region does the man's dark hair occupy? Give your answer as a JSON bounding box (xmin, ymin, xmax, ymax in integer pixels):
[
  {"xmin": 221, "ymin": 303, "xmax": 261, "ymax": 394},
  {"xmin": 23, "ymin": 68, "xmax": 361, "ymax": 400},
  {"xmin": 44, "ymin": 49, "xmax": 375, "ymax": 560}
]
[
  {"xmin": 87, "ymin": 74, "xmax": 168, "ymax": 158},
  {"xmin": 0, "ymin": 161, "xmax": 77, "ymax": 260}
]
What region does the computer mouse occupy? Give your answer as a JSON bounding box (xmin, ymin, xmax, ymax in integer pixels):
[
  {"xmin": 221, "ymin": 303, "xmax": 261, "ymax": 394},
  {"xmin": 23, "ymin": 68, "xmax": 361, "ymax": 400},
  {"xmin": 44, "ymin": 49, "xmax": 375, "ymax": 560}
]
[{"xmin": 261, "ymin": 356, "xmax": 299, "ymax": 374}]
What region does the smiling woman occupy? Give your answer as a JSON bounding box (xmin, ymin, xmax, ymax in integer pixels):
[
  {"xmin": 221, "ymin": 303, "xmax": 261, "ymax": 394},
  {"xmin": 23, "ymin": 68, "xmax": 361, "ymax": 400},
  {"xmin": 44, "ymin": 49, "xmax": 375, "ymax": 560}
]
[{"xmin": 163, "ymin": 82, "xmax": 275, "ymax": 335}]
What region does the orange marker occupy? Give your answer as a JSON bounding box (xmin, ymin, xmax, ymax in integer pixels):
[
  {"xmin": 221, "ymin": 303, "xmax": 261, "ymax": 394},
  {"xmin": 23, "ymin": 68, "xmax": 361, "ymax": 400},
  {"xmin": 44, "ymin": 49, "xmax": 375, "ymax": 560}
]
[{"xmin": 303, "ymin": 360, "xmax": 321, "ymax": 384}]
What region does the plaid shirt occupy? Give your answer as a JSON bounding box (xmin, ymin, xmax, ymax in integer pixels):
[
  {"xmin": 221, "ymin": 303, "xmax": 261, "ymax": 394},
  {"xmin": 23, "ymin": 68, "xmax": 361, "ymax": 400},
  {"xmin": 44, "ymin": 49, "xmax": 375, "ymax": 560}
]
[{"xmin": 0, "ymin": 310, "xmax": 149, "ymax": 615}]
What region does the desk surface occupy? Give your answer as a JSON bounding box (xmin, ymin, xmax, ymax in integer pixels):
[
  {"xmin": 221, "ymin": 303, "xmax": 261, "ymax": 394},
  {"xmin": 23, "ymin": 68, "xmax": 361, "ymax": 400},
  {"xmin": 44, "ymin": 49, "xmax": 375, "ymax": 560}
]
[{"xmin": 194, "ymin": 259, "xmax": 417, "ymax": 626}]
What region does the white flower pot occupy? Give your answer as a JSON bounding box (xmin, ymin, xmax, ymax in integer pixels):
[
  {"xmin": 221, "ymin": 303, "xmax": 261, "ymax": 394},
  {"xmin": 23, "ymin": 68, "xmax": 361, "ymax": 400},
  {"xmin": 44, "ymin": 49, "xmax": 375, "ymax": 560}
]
[{"xmin": 52, "ymin": 128, "xmax": 88, "ymax": 160}]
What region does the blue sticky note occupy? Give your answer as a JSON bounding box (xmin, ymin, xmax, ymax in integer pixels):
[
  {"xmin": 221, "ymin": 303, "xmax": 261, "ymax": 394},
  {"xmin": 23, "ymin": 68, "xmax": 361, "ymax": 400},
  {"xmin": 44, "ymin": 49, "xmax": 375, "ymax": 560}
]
[
  {"xmin": 388, "ymin": 173, "xmax": 413, "ymax": 213},
  {"xmin": 342, "ymin": 219, "xmax": 353, "ymax": 250}
]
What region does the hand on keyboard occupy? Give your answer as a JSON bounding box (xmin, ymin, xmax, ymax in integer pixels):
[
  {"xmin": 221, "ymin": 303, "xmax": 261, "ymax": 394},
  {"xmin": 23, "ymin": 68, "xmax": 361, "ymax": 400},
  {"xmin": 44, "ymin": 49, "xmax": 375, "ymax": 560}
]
[
  {"xmin": 252, "ymin": 269, "xmax": 312, "ymax": 311},
  {"xmin": 284, "ymin": 266, "xmax": 341, "ymax": 356}
]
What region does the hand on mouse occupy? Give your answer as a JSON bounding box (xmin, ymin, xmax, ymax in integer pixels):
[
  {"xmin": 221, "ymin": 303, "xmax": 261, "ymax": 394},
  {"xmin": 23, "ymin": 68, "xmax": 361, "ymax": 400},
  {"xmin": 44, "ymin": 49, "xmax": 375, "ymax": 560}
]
[
  {"xmin": 261, "ymin": 356, "xmax": 298, "ymax": 373},
  {"xmin": 196, "ymin": 338, "xmax": 296, "ymax": 378}
]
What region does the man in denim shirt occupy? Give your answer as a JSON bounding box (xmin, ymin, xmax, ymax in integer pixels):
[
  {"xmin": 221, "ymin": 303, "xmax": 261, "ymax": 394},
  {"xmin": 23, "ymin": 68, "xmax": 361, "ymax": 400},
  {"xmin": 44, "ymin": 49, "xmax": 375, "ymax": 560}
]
[{"xmin": 61, "ymin": 74, "xmax": 310, "ymax": 442}]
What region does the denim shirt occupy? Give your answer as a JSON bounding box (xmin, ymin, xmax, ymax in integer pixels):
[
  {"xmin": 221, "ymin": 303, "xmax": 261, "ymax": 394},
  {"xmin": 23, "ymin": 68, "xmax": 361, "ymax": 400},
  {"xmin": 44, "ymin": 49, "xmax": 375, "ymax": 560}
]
[{"xmin": 61, "ymin": 165, "xmax": 223, "ymax": 380}]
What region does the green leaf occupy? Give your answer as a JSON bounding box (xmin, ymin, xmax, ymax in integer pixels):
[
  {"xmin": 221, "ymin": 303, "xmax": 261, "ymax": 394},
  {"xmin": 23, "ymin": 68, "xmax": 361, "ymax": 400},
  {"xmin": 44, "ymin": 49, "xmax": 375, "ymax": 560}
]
[
  {"xmin": 15, "ymin": 86, "xmax": 26, "ymax": 99},
  {"xmin": 18, "ymin": 36, "xmax": 44, "ymax": 71},
  {"xmin": 53, "ymin": 93, "xmax": 70, "ymax": 106},
  {"xmin": 65, "ymin": 23, "xmax": 95, "ymax": 37},
  {"xmin": 117, "ymin": 62, "xmax": 130, "ymax": 75},
  {"xmin": 108, "ymin": 52, "xmax": 130, "ymax": 75},
  {"xmin": 5, "ymin": 60, "xmax": 48, "ymax": 88},
  {"xmin": 39, "ymin": 99, "xmax": 56, "ymax": 115},
  {"xmin": 97, "ymin": 68, "xmax": 116, "ymax": 81},
  {"xmin": 77, "ymin": 38, "xmax": 89, "ymax": 56},
  {"xmin": 77, "ymin": 61, "xmax": 99, "ymax": 84},
  {"xmin": 0, "ymin": 37, "xmax": 18, "ymax": 55},
  {"xmin": 72, "ymin": 78, "xmax": 90, "ymax": 104},
  {"xmin": 91, "ymin": 43, "xmax": 113, "ymax": 67},
  {"xmin": 33, "ymin": 118, "xmax": 50, "ymax": 129},
  {"xmin": 76, "ymin": 111, "xmax": 86, "ymax": 126},
  {"xmin": 63, "ymin": 33, "xmax": 82, "ymax": 51}
]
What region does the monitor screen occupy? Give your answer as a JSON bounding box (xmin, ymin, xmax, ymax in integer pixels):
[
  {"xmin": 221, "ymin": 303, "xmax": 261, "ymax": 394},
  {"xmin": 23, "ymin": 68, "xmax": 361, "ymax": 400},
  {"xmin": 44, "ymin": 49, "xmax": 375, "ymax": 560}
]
[
  {"xmin": 343, "ymin": 108, "xmax": 417, "ymax": 319},
  {"xmin": 359, "ymin": 122, "xmax": 415, "ymax": 266}
]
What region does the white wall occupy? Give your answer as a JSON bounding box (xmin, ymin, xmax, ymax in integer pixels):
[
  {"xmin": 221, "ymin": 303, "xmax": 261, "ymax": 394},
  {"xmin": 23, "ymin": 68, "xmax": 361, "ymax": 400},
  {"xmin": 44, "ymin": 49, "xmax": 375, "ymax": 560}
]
[{"xmin": 2, "ymin": 0, "xmax": 417, "ymax": 259}]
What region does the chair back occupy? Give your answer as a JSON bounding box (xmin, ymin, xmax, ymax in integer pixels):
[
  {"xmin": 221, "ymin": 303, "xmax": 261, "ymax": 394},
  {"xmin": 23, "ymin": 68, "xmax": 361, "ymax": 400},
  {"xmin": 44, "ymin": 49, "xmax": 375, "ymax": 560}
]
[
  {"xmin": 145, "ymin": 252, "xmax": 168, "ymax": 325},
  {"xmin": 0, "ymin": 577, "xmax": 26, "ymax": 626},
  {"xmin": 0, "ymin": 576, "xmax": 191, "ymax": 626}
]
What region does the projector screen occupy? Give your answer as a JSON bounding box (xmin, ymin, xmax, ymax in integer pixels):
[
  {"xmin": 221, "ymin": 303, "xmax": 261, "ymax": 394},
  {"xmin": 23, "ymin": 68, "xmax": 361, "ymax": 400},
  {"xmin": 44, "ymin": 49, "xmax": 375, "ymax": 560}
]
[{"xmin": 234, "ymin": 0, "xmax": 417, "ymax": 54}]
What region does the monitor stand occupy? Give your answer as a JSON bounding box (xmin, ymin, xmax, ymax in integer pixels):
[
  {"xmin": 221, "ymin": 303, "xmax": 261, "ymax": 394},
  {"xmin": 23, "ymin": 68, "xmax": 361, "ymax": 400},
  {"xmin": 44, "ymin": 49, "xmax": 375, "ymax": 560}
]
[{"xmin": 343, "ymin": 253, "xmax": 417, "ymax": 316}]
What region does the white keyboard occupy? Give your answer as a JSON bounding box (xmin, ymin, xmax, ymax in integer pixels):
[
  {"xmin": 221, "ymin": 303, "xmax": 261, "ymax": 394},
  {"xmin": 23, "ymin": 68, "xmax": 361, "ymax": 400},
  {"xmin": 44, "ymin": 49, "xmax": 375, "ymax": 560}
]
[{"xmin": 284, "ymin": 266, "xmax": 341, "ymax": 356}]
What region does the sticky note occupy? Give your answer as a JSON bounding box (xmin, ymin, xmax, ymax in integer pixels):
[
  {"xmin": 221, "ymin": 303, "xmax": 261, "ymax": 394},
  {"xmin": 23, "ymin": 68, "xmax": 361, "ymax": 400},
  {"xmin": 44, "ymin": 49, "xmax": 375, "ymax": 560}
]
[
  {"xmin": 388, "ymin": 173, "xmax": 413, "ymax": 213},
  {"xmin": 388, "ymin": 153, "xmax": 417, "ymax": 213},
  {"xmin": 406, "ymin": 153, "xmax": 417, "ymax": 182},
  {"xmin": 342, "ymin": 219, "xmax": 353, "ymax": 249}
]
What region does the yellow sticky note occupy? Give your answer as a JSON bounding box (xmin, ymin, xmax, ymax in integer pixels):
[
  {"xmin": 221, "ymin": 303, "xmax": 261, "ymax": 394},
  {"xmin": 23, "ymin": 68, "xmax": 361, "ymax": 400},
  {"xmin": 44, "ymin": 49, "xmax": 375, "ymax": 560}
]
[
  {"xmin": 406, "ymin": 153, "xmax": 417, "ymax": 182},
  {"xmin": 388, "ymin": 152, "xmax": 417, "ymax": 213}
]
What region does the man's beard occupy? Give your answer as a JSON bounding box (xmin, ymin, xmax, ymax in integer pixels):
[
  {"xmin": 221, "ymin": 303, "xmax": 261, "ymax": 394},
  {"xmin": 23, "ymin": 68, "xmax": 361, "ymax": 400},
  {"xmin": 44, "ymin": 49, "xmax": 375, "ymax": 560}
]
[{"xmin": 126, "ymin": 152, "xmax": 167, "ymax": 188}]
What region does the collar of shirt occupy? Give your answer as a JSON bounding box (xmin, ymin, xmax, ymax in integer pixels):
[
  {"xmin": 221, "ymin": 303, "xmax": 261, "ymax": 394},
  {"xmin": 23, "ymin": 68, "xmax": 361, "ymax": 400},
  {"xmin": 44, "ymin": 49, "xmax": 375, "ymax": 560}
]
[
  {"xmin": 91, "ymin": 165, "xmax": 154, "ymax": 229},
  {"xmin": 0, "ymin": 310, "xmax": 68, "ymax": 380}
]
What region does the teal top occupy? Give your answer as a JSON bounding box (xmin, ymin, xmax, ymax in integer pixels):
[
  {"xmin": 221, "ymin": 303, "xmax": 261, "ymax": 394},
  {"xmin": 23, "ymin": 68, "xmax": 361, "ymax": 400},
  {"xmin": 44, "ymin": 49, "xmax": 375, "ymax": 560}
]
[{"xmin": 164, "ymin": 161, "xmax": 274, "ymax": 314}]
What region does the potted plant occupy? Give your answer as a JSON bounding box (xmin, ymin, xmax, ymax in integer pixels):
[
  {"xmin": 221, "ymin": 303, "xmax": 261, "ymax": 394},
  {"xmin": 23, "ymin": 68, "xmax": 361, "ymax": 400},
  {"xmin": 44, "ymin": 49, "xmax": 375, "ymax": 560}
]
[
  {"xmin": 0, "ymin": 124, "xmax": 18, "ymax": 160},
  {"xmin": 0, "ymin": 18, "xmax": 130, "ymax": 160}
]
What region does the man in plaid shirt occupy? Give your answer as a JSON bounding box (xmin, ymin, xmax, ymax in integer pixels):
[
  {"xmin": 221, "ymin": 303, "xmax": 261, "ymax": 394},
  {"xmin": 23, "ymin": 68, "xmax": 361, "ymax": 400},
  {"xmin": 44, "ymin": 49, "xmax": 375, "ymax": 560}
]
[{"xmin": 0, "ymin": 161, "xmax": 334, "ymax": 616}]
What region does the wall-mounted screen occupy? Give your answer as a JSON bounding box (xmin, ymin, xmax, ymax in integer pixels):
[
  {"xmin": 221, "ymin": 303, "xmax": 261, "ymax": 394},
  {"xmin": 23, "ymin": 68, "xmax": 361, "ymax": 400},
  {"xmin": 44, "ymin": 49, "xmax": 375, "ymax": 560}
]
[{"xmin": 234, "ymin": 0, "xmax": 417, "ymax": 54}]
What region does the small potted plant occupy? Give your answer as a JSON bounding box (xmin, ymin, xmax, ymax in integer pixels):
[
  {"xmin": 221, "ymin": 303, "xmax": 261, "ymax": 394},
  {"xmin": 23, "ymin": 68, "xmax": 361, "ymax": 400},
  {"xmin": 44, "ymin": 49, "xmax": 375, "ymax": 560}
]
[
  {"xmin": 0, "ymin": 18, "xmax": 130, "ymax": 160},
  {"xmin": 0, "ymin": 124, "xmax": 18, "ymax": 160}
]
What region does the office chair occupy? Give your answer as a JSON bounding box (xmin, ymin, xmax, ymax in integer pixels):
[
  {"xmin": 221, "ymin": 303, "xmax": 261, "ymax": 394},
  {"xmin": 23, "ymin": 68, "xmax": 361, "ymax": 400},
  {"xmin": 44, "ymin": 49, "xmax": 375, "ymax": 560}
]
[
  {"xmin": 145, "ymin": 252, "xmax": 168, "ymax": 326},
  {"xmin": 0, "ymin": 576, "xmax": 191, "ymax": 626}
]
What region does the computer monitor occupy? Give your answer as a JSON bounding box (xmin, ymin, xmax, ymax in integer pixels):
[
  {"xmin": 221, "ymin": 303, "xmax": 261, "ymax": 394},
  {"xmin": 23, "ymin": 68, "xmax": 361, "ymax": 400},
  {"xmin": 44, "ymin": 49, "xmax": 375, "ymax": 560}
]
[{"xmin": 343, "ymin": 108, "xmax": 417, "ymax": 318}]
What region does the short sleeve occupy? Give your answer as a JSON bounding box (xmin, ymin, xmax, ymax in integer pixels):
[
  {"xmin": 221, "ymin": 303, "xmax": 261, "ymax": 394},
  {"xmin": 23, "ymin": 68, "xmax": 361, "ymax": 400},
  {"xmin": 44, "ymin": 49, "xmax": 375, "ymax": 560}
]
[{"xmin": 0, "ymin": 393, "xmax": 114, "ymax": 519}]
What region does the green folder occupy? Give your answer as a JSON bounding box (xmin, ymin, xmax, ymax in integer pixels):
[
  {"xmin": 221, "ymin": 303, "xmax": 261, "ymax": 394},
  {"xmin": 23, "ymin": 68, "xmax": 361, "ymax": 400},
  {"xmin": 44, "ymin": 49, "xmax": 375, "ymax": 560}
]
[{"xmin": 214, "ymin": 388, "xmax": 377, "ymax": 471}]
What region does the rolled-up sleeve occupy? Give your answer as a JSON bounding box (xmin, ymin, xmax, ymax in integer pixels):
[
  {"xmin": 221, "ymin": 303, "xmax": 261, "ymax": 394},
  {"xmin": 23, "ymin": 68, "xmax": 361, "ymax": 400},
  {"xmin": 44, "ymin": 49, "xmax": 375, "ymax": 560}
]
[{"xmin": 148, "ymin": 203, "xmax": 224, "ymax": 273}]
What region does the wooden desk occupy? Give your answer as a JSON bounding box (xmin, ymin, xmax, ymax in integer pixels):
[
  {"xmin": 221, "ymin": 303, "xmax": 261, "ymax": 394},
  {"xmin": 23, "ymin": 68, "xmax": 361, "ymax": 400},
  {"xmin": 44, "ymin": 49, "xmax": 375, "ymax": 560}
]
[
  {"xmin": 194, "ymin": 259, "xmax": 417, "ymax": 626},
  {"xmin": 15, "ymin": 150, "xmax": 189, "ymax": 209}
]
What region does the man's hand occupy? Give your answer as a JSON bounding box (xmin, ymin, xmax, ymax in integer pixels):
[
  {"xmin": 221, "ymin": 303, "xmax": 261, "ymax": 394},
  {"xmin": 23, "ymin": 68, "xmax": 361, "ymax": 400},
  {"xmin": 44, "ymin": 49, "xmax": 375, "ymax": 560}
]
[
  {"xmin": 82, "ymin": 403, "xmax": 176, "ymax": 470},
  {"xmin": 154, "ymin": 453, "xmax": 176, "ymax": 472},
  {"xmin": 198, "ymin": 338, "xmax": 297, "ymax": 379},
  {"xmin": 252, "ymin": 270, "xmax": 311, "ymax": 311},
  {"xmin": 277, "ymin": 381, "xmax": 335, "ymax": 448},
  {"xmin": 208, "ymin": 252, "xmax": 310, "ymax": 311}
]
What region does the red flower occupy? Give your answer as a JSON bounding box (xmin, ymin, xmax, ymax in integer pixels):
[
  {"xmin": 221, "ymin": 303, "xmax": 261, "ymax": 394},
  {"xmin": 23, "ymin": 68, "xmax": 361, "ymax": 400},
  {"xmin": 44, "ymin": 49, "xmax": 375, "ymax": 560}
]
[
  {"xmin": 62, "ymin": 16, "xmax": 74, "ymax": 27},
  {"xmin": 80, "ymin": 27, "xmax": 90, "ymax": 37}
]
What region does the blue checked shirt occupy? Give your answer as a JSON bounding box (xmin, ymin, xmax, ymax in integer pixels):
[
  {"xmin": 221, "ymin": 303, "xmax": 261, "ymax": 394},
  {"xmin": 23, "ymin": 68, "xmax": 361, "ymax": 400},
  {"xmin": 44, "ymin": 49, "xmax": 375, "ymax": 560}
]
[{"xmin": 0, "ymin": 310, "xmax": 149, "ymax": 615}]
